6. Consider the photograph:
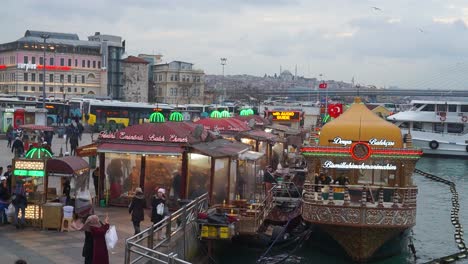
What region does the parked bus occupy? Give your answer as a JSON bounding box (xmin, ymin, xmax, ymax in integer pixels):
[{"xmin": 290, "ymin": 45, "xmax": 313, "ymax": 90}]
[
  {"xmin": 35, "ymin": 102, "xmax": 70, "ymax": 125},
  {"xmin": 82, "ymin": 100, "xmax": 174, "ymax": 127}
]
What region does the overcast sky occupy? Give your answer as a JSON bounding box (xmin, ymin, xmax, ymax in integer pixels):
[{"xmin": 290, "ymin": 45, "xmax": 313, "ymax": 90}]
[{"xmin": 2, "ymin": 0, "xmax": 468, "ymax": 89}]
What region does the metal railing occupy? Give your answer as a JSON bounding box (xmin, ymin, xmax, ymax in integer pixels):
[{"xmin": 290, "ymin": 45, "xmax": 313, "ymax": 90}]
[
  {"xmin": 125, "ymin": 193, "xmax": 209, "ymax": 264},
  {"xmin": 303, "ymin": 183, "xmax": 418, "ymax": 207}
]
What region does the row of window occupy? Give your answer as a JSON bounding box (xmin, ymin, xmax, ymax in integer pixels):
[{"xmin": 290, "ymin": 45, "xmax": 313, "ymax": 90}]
[
  {"xmin": 0, "ymin": 56, "xmax": 16, "ymax": 65},
  {"xmin": 155, "ymin": 74, "xmax": 202, "ymax": 83},
  {"xmin": 0, "ymin": 73, "xmax": 15, "ymax": 82},
  {"xmin": 168, "ymin": 87, "xmax": 201, "ymax": 97},
  {"xmin": 22, "ymin": 73, "xmax": 92, "ymax": 83},
  {"xmin": 23, "ymin": 56, "xmax": 101, "ymax": 68},
  {"xmin": 21, "ymin": 86, "xmax": 86, "ymax": 93}
]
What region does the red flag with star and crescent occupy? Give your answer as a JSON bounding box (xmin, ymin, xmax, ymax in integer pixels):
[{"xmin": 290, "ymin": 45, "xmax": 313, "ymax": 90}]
[
  {"xmin": 319, "ymin": 82, "xmax": 327, "ymax": 89},
  {"xmin": 328, "ymin": 103, "xmax": 343, "ymax": 118}
]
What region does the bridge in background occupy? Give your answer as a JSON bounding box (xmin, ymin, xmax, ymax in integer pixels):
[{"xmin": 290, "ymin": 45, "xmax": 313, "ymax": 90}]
[{"xmin": 257, "ymin": 88, "xmax": 468, "ymax": 99}]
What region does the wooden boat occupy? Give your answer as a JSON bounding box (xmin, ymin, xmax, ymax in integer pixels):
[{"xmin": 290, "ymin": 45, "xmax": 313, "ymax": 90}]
[{"xmin": 300, "ymin": 97, "xmax": 422, "ymax": 262}]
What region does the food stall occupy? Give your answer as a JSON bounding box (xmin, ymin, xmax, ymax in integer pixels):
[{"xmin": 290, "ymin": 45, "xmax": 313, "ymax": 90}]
[{"xmin": 12, "ymin": 147, "xmax": 53, "ymax": 227}]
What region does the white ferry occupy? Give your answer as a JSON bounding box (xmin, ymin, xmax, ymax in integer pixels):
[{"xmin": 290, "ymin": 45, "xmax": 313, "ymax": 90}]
[{"xmin": 387, "ymin": 100, "xmax": 468, "ymax": 157}]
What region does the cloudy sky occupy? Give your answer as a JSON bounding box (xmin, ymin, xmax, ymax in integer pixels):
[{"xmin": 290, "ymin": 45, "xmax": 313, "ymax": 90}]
[{"xmin": 2, "ymin": 0, "xmax": 468, "ymax": 89}]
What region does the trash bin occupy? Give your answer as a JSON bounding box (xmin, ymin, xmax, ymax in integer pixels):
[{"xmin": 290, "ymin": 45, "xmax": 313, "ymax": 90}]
[{"xmin": 42, "ymin": 202, "xmax": 63, "ymax": 230}]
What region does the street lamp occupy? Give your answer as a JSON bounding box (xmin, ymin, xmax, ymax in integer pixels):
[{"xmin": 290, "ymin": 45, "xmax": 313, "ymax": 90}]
[
  {"xmin": 40, "ymin": 34, "xmax": 50, "ymax": 109},
  {"xmin": 220, "ymin": 57, "xmax": 227, "ymax": 102}
]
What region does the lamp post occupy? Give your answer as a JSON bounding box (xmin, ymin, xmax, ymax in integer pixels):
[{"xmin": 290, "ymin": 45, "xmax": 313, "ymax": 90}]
[
  {"xmin": 220, "ymin": 57, "xmax": 227, "ymax": 102},
  {"xmin": 40, "ymin": 34, "xmax": 50, "ymax": 109}
]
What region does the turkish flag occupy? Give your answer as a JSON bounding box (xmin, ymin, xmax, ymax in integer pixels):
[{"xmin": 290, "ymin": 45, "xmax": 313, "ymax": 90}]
[
  {"xmin": 319, "ymin": 82, "xmax": 327, "ymax": 89},
  {"xmin": 328, "ymin": 103, "xmax": 343, "ymax": 118}
]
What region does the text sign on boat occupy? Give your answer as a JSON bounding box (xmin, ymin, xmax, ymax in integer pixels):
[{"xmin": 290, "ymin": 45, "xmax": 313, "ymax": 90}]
[
  {"xmin": 99, "ymin": 131, "xmax": 188, "ymax": 143},
  {"xmin": 322, "ymin": 160, "xmax": 397, "ymax": 170},
  {"xmin": 330, "ymin": 137, "xmax": 395, "ymax": 147}
]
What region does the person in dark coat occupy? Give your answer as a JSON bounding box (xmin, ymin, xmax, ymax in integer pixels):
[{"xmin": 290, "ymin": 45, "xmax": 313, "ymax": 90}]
[
  {"xmin": 12, "ymin": 179, "xmax": 27, "ymax": 229},
  {"xmin": 151, "ymin": 188, "xmax": 166, "ymax": 240},
  {"xmin": 129, "ymin": 187, "xmax": 146, "ymax": 235},
  {"xmin": 63, "ymin": 179, "xmax": 71, "ymax": 205},
  {"xmin": 0, "ymin": 177, "xmax": 10, "ymax": 224},
  {"xmin": 11, "ymin": 137, "xmax": 24, "ymax": 157},
  {"xmin": 81, "ymin": 215, "xmax": 94, "ymax": 264},
  {"xmin": 81, "ymin": 214, "xmax": 109, "ymax": 264}
]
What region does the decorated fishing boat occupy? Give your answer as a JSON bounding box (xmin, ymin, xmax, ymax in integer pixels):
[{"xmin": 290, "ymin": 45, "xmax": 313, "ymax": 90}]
[{"xmin": 300, "ymin": 97, "xmax": 423, "ymax": 262}]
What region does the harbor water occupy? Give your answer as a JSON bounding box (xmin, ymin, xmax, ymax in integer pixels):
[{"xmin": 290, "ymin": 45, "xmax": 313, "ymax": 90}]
[{"xmin": 214, "ymin": 157, "xmax": 468, "ymax": 264}]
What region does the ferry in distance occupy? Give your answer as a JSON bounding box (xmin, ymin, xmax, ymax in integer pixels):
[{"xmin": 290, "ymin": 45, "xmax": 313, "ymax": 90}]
[{"xmin": 387, "ymin": 100, "xmax": 468, "ymax": 157}]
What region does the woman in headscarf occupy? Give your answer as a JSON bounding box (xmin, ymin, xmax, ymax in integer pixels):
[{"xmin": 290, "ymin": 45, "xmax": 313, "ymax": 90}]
[
  {"xmin": 129, "ymin": 187, "xmax": 145, "ymax": 235},
  {"xmin": 80, "ymin": 214, "xmax": 94, "ymax": 264},
  {"xmin": 81, "ymin": 214, "xmax": 109, "ymax": 264}
]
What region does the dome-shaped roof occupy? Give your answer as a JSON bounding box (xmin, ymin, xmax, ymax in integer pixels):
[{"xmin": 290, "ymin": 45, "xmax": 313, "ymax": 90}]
[
  {"xmin": 319, "ymin": 97, "xmax": 403, "ymax": 148},
  {"xmin": 25, "ymin": 147, "xmax": 53, "ymax": 159}
]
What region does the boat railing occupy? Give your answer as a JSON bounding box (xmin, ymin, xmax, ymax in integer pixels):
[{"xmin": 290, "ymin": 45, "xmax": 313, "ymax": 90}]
[
  {"xmin": 303, "ymin": 183, "xmax": 417, "ymax": 208},
  {"xmin": 124, "ymin": 193, "xmax": 209, "ymax": 264}
]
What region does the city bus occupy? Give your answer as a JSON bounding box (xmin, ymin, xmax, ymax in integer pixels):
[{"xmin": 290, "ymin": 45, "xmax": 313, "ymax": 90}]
[
  {"xmin": 81, "ymin": 100, "xmax": 174, "ymax": 127},
  {"xmin": 35, "ymin": 102, "xmax": 70, "ymax": 125}
]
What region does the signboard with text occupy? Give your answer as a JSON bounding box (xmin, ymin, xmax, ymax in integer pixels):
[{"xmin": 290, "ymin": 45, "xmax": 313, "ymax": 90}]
[{"xmin": 267, "ymin": 111, "xmax": 301, "ymax": 122}]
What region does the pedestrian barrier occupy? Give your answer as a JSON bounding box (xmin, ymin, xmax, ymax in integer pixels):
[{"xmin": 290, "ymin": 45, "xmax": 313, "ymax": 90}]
[
  {"xmin": 414, "ymin": 169, "xmax": 467, "ymax": 263},
  {"xmin": 124, "ymin": 193, "xmax": 209, "ymax": 264}
]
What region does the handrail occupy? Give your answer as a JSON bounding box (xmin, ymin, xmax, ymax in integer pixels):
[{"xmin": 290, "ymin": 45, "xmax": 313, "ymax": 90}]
[{"xmin": 125, "ymin": 193, "xmax": 209, "ymax": 264}]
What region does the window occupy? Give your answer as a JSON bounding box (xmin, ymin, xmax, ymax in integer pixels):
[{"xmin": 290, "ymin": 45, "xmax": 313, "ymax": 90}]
[
  {"xmin": 23, "ymin": 73, "xmax": 28, "ymax": 81},
  {"xmin": 75, "ymin": 59, "xmax": 78, "ymax": 67},
  {"xmin": 49, "ymin": 87, "xmax": 53, "ymax": 92},
  {"xmin": 87, "ymin": 60, "xmax": 90, "ymax": 68},
  {"xmin": 422, "ymin": 104, "xmax": 435, "ymax": 111},
  {"xmin": 49, "ymin": 74, "xmax": 53, "ymax": 83},
  {"xmin": 31, "ymin": 86, "xmax": 35, "ymax": 91},
  {"xmin": 60, "ymin": 74, "xmax": 64, "ymax": 83},
  {"xmin": 60, "ymin": 87, "xmax": 64, "ymax": 92},
  {"xmin": 39, "ymin": 57, "xmax": 44, "ymax": 65},
  {"xmin": 31, "ymin": 57, "xmax": 36, "ymax": 64},
  {"xmin": 82, "ymin": 60, "xmax": 85, "ymax": 67},
  {"xmin": 49, "ymin": 57, "xmax": 54, "ymax": 66},
  {"xmin": 170, "ymin": 75, "xmax": 174, "ymax": 81},
  {"xmin": 23, "ymin": 86, "xmax": 28, "ymax": 91},
  {"xmin": 67, "ymin": 75, "xmax": 71, "ymax": 83},
  {"xmin": 31, "ymin": 73, "xmax": 36, "ymax": 82},
  {"xmin": 93, "ymin": 61, "xmax": 96, "ymax": 68},
  {"xmin": 81, "ymin": 88, "xmax": 85, "ymax": 93},
  {"xmin": 433, "ymin": 123, "xmax": 444, "ymax": 133},
  {"xmin": 74, "ymin": 87, "xmax": 77, "ymax": 92},
  {"xmin": 40, "ymin": 74, "xmax": 44, "ymax": 82},
  {"xmin": 448, "ymin": 105, "xmax": 457, "ymax": 112},
  {"xmin": 74, "ymin": 75, "xmax": 77, "ymax": 83},
  {"xmin": 159, "ymin": 75, "xmax": 162, "ymax": 81},
  {"xmin": 82, "ymin": 76, "xmax": 85, "ymax": 83},
  {"xmin": 461, "ymin": 105, "xmax": 468, "ymax": 113},
  {"xmin": 60, "ymin": 58, "xmax": 65, "ymax": 66},
  {"xmin": 98, "ymin": 61, "xmax": 101, "ymax": 68},
  {"xmin": 68, "ymin": 58, "xmax": 72, "ymax": 67},
  {"xmin": 39, "ymin": 87, "xmax": 43, "ymax": 91},
  {"xmin": 175, "ymin": 75, "xmax": 178, "ymax": 81},
  {"xmin": 24, "ymin": 56, "xmax": 28, "ymax": 64},
  {"xmin": 448, "ymin": 123, "xmax": 464, "ymax": 133},
  {"xmin": 68, "ymin": 87, "xmax": 71, "ymax": 92}
]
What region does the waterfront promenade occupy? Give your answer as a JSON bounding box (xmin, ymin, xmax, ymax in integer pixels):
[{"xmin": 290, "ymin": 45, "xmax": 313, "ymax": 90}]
[{"xmin": 0, "ymin": 133, "xmax": 150, "ymax": 263}]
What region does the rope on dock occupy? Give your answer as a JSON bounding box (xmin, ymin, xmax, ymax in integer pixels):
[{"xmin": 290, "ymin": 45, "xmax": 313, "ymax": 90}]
[{"xmin": 414, "ymin": 169, "xmax": 467, "ymax": 263}]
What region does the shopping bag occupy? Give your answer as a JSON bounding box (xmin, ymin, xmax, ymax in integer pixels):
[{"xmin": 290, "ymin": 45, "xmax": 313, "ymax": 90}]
[
  {"xmin": 5, "ymin": 204, "xmax": 15, "ymax": 216},
  {"xmin": 105, "ymin": 225, "xmax": 118, "ymax": 250}
]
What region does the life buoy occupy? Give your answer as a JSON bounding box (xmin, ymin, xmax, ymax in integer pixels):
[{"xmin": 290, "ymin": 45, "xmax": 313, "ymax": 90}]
[
  {"xmin": 462, "ymin": 116, "xmax": 467, "ymax": 123},
  {"xmin": 440, "ymin": 116, "xmax": 446, "ymax": 122},
  {"xmin": 429, "ymin": 140, "xmax": 439, "ymax": 150}
]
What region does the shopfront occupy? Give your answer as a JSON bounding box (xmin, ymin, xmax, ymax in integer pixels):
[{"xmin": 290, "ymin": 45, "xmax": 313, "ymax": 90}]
[
  {"xmin": 97, "ymin": 121, "xmax": 208, "ymax": 206},
  {"xmin": 189, "ymin": 139, "xmax": 252, "ymax": 204}
]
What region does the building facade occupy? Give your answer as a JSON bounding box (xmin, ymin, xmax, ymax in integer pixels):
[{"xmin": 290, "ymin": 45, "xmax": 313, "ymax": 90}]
[
  {"xmin": 152, "ymin": 61, "xmax": 205, "ymax": 104},
  {"xmin": 0, "ymin": 30, "xmax": 103, "ymax": 99},
  {"xmin": 122, "ymin": 56, "xmax": 148, "ymax": 102},
  {"xmin": 0, "ymin": 30, "xmax": 126, "ymax": 100},
  {"xmin": 88, "ymin": 32, "xmax": 125, "ymax": 100}
]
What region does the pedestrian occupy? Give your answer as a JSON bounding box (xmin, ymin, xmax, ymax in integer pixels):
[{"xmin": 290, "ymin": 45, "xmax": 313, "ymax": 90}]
[
  {"xmin": 129, "ymin": 187, "xmax": 146, "ymax": 235},
  {"xmin": 6, "ymin": 126, "xmax": 13, "ymax": 148},
  {"xmin": 81, "ymin": 214, "xmax": 110, "ymax": 264},
  {"xmin": 11, "ymin": 137, "xmax": 24, "ymax": 157},
  {"xmin": 81, "ymin": 214, "xmax": 94, "ymax": 264},
  {"xmin": 92, "ymin": 167, "xmax": 100, "ymax": 197},
  {"xmin": 70, "ymin": 134, "xmax": 79, "ymax": 156},
  {"xmin": 4, "ymin": 165, "xmax": 12, "ymax": 193},
  {"xmin": 63, "ymin": 179, "xmax": 71, "ymax": 205},
  {"xmin": 151, "ymin": 188, "xmax": 167, "ymax": 240},
  {"xmin": 12, "ymin": 179, "xmax": 27, "ymax": 229},
  {"xmin": 0, "ymin": 176, "xmax": 10, "ymax": 224}
]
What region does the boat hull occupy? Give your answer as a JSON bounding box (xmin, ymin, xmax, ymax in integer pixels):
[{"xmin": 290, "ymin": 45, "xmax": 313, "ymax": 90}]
[{"xmin": 412, "ymin": 138, "xmax": 468, "ymax": 157}]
